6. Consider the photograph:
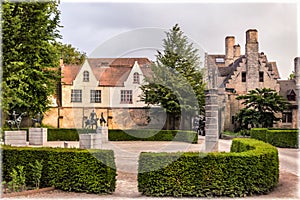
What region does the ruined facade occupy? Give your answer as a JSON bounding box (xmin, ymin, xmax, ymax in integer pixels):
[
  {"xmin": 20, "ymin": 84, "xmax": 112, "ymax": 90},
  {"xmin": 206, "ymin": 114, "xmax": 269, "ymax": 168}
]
[{"xmin": 205, "ymin": 29, "xmax": 299, "ymax": 131}]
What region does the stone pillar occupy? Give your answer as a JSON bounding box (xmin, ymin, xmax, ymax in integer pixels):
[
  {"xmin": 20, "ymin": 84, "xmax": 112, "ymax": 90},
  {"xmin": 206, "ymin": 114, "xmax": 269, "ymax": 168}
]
[
  {"xmin": 79, "ymin": 134, "xmax": 102, "ymax": 149},
  {"xmin": 294, "ymin": 57, "xmax": 300, "ymax": 149},
  {"xmin": 205, "ymin": 89, "xmax": 219, "ymax": 152},
  {"xmin": 4, "ymin": 131, "xmax": 27, "ymax": 146},
  {"xmin": 29, "ymin": 128, "xmax": 47, "ymax": 145},
  {"xmin": 225, "ymin": 36, "xmax": 235, "ymax": 66},
  {"xmin": 96, "ymin": 126, "xmax": 109, "ymax": 143}
]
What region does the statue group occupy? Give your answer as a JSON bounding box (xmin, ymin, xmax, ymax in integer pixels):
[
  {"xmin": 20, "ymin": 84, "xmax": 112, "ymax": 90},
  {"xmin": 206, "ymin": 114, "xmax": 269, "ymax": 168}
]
[{"xmin": 84, "ymin": 110, "xmax": 106, "ymax": 130}]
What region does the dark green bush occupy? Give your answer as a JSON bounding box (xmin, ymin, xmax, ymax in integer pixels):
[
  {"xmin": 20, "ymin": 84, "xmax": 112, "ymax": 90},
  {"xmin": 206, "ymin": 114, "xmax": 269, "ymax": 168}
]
[
  {"xmin": 250, "ymin": 128, "xmax": 268, "ymax": 142},
  {"xmin": 109, "ymin": 129, "xmax": 198, "ymax": 143},
  {"xmin": 2, "ymin": 146, "xmax": 116, "ymax": 194},
  {"xmin": 47, "ymin": 128, "xmax": 97, "ymax": 141},
  {"xmin": 266, "ymin": 130, "xmax": 298, "ymax": 148},
  {"xmin": 250, "ymin": 128, "xmax": 298, "ymax": 148},
  {"xmin": 138, "ymin": 138, "xmax": 279, "ymax": 197}
]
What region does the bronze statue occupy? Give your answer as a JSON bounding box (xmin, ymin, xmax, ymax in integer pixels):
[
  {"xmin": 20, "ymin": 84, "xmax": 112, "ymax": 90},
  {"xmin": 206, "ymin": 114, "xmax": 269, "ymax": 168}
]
[
  {"xmin": 6, "ymin": 111, "xmax": 26, "ymax": 130},
  {"xmin": 32, "ymin": 112, "xmax": 43, "ymax": 127},
  {"xmin": 99, "ymin": 112, "xmax": 106, "ymax": 126},
  {"xmin": 84, "ymin": 110, "xmax": 99, "ymax": 130}
]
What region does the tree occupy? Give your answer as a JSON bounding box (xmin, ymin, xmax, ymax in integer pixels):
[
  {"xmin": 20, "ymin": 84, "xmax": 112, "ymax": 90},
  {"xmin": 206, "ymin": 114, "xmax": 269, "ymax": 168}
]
[
  {"xmin": 140, "ymin": 24, "xmax": 205, "ymax": 130},
  {"xmin": 1, "ymin": 1, "xmax": 61, "ymax": 118},
  {"xmin": 235, "ymin": 88, "xmax": 289, "ymax": 129},
  {"xmin": 53, "ymin": 42, "xmax": 86, "ymax": 65}
]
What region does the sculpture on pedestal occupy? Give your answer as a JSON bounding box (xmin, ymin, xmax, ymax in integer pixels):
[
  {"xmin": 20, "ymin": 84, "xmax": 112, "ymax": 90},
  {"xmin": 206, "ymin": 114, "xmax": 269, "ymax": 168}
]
[
  {"xmin": 84, "ymin": 110, "xmax": 99, "ymax": 130},
  {"xmin": 99, "ymin": 112, "xmax": 106, "ymax": 127},
  {"xmin": 31, "ymin": 112, "xmax": 43, "ymax": 127}
]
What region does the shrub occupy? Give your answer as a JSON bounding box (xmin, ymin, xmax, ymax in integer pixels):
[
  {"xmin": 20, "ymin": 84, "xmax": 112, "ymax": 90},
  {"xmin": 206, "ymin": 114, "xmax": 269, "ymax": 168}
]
[
  {"xmin": 2, "ymin": 146, "xmax": 116, "ymax": 194},
  {"xmin": 109, "ymin": 129, "xmax": 198, "ymax": 143},
  {"xmin": 250, "ymin": 128, "xmax": 268, "ymax": 142},
  {"xmin": 250, "ymin": 128, "xmax": 298, "ymax": 148},
  {"xmin": 138, "ymin": 138, "xmax": 279, "ymax": 197}
]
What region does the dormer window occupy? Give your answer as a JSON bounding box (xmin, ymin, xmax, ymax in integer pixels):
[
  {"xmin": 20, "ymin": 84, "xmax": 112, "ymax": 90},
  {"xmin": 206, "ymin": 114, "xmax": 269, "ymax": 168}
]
[
  {"xmin": 287, "ymin": 90, "xmax": 296, "ymax": 101},
  {"xmin": 83, "ymin": 71, "xmax": 89, "ymax": 82},
  {"xmin": 133, "ymin": 72, "xmax": 140, "ymax": 84}
]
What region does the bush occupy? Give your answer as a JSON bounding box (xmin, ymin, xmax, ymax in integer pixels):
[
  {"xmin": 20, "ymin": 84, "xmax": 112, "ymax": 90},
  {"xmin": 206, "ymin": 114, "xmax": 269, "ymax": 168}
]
[
  {"xmin": 138, "ymin": 138, "xmax": 279, "ymax": 197},
  {"xmin": 109, "ymin": 129, "xmax": 198, "ymax": 143},
  {"xmin": 250, "ymin": 128, "xmax": 268, "ymax": 142},
  {"xmin": 250, "ymin": 128, "xmax": 298, "ymax": 148},
  {"xmin": 47, "ymin": 128, "xmax": 97, "ymax": 141},
  {"xmin": 2, "ymin": 146, "xmax": 116, "ymax": 194}
]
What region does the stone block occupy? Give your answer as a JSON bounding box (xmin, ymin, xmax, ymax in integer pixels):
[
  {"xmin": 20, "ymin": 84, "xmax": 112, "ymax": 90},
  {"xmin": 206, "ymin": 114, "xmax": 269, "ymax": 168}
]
[
  {"xmin": 96, "ymin": 126, "xmax": 108, "ymax": 143},
  {"xmin": 79, "ymin": 133, "xmax": 102, "ymax": 149},
  {"xmin": 29, "ymin": 128, "xmax": 47, "ymax": 145},
  {"xmin": 4, "ymin": 131, "xmax": 27, "ymax": 146}
]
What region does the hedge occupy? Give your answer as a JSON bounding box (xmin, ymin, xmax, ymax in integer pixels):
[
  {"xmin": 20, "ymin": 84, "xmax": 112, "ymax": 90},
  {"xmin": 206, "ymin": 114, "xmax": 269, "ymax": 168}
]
[
  {"xmin": 109, "ymin": 129, "xmax": 198, "ymax": 143},
  {"xmin": 138, "ymin": 138, "xmax": 279, "ymax": 197},
  {"xmin": 1, "ymin": 146, "xmax": 116, "ymax": 194},
  {"xmin": 250, "ymin": 128, "xmax": 298, "ymax": 148}
]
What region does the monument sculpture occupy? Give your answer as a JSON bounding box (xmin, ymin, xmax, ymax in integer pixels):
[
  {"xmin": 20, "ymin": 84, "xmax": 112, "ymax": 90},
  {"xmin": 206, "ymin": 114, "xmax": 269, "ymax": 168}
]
[
  {"xmin": 6, "ymin": 111, "xmax": 26, "ymax": 130},
  {"xmin": 99, "ymin": 112, "xmax": 107, "ymax": 127},
  {"xmin": 84, "ymin": 110, "xmax": 99, "ymax": 130},
  {"xmin": 31, "ymin": 112, "xmax": 43, "ymax": 127}
]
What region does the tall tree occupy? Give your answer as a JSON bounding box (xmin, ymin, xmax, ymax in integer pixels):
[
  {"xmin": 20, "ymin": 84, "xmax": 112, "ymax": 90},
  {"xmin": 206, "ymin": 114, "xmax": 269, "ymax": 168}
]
[
  {"xmin": 1, "ymin": 1, "xmax": 61, "ymax": 118},
  {"xmin": 141, "ymin": 24, "xmax": 205, "ymax": 130},
  {"xmin": 235, "ymin": 88, "xmax": 289, "ymax": 129},
  {"xmin": 53, "ymin": 42, "xmax": 86, "ymax": 65}
]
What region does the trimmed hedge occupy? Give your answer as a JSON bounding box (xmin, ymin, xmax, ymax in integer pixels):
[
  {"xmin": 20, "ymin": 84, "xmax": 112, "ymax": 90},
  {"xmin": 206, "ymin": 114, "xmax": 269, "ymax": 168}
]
[
  {"xmin": 138, "ymin": 138, "xmax": 279, "ymax": 197},
  {"xmin": 250, "ymin": 128, "xmax": 298, "ymax": 148},
  {"xmin": 2, "ymin": 146, "xmax": 116, "ymax": 194},
  {"xmin": 109, "ymin": 129, "xmax": 198, "ymax": 143}
]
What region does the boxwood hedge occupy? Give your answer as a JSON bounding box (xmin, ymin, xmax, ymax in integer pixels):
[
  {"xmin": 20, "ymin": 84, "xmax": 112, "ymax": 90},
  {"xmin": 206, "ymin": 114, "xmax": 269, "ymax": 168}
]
[
  {"xmin": 109, "ymin": 129, "xmax": 198, "ymax": 143},
  {"xmin": 2, "ymin": 146, "xmax": 116, "ymax": 194},
  {"xmin": 138, "ymin": 138, "xmax": 279, "ymax": 197},
  {"xmin": 250, "ymin": 128, "xmax": 298, "ymax": 148}
]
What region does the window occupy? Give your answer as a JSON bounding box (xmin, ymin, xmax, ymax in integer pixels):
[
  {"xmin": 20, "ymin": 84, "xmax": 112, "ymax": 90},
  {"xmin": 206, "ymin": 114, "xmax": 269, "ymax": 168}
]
[
  {"xmin": 133, "ymin": 72, "xmax": 140, "ymax": 84},
  {"xmin": 71, "ymin": 89, "xmax": 82, "ymax": 102},
  {"xmin": 287, "ymin": 90, "xmax": 296, "ymax": 101},
  {"xmin": 231, "ymin": 116, "xmax": 235, "ymax": 124},
  {"xmin": 242, "ymin": 72, "xmax": 246, "ymax": 82},
  {"xmin": 83, "ymin": 71, "xmax": 89, "ymax": 82},
  {"xmin": 90, "ymin": 90, "xmax": 101, "ymax": 103},
  {"xmin": 282, "ymin": 111, "xmax": 292, "ymax": 123},
  {"xmin": 259, "ymin": 71, "xmax": 264, "ymax": 82},
  {"xmin": 121, "ymin": 90, "xmax": 132, "ymax": 104},
  {"xmin": 215, "ymin": 58, "xmax": 225, "ymax": 63}
]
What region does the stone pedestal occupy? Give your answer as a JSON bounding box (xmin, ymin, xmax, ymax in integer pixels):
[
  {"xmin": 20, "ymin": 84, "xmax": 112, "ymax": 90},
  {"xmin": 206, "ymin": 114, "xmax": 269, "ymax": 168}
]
[
  {"xmin": 79, "ymin": 134, "xmax": 102, "ymax": 149},
  {"xmin": 4, "ymin": 131, "xmax": 27, "ymax": 146},
  {"xmin": 96, "ymin": 126, "xmax": 108, "ymax": 143},
  {"xmin": 205, "ymin": 89, "xmax": 219, "ymax": 152},
  {"xmin": 29, "ymin": 128, "xmax": 47, "ymax": 145}
]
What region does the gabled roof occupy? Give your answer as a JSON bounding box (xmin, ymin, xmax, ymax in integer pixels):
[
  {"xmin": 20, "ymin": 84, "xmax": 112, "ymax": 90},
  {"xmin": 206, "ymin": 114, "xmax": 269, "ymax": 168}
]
[
  {"xmin": 62, "ymin": 58, "xmax": 152, "ymax": 86},
  {"xmin": 266, "ymin": 62, "xmax": 280, "ymax": 79},
  {"xmin": 61, "ymin": 65, "xmax": 81, "ymax": 85},
  {"xmin": 278, "ymin": 79, "xmax": 297, "ymax": 97}
]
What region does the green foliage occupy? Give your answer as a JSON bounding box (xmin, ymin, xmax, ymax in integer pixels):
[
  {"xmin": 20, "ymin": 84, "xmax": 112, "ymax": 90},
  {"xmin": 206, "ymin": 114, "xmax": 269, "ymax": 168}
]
[
  {"xmin": 235, "ymin": 88, "xmax": 290, "ymax": 129},
  {"xmin": 109, "ymin": 129, "xmax": 198, "ymax": 143},
  {"xmin": 2, "ymin": 146, "xmax": 116, "ymax": 194},
  {"xmin": 53, "ymin": 42, "xmax": 86, "ymax": 65},
  {"xmin": 138, "ymin": 138, "xmax": 279, "ymax": 197},
  {"xmin": 2, "ymin": 1, "xmax": 61, "ymax": 117},
  {"xmin": 28, "ymin": 160, "xmax": 43, "ymax": 189},
  {"xmin": 251, "ymin": 128, "xmax": 298, "ymax": 148},
  {"xmin": 8, "ymin": 165, "xmax": 26, "ymax": 192},
  {"xmin": 140, "ymin": 24, "xmax": 205, "ymax": 129}
]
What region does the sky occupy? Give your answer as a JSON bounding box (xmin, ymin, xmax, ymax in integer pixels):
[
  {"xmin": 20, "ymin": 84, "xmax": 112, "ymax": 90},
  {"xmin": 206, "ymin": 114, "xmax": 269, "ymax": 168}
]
[{"xmin": 58, "ymin": 1, "xmax": 299, "ymax": 79}]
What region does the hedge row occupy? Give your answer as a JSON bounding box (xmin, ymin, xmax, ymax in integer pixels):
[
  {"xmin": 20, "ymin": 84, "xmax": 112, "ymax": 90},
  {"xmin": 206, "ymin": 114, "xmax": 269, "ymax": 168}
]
[
  {"xmin": 2, "ymin": 146, "xmax": 116, "ymax": 194},
  {"xmin": 109, "ymin": 129, "xmax": 198, "ymax": 143},
  {"xmin": 138, "ymin": 138, "xmax": 279, "ymax": 197},
  {"xmin": 250, "ymin": 128, "xmax": 298, "ymax": 148}
]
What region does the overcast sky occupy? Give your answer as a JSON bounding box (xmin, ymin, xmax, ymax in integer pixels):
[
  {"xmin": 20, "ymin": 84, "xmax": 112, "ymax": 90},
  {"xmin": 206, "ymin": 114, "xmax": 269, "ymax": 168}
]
[{"xmin": 58, "ymin": 1, "xmax": 299, "ymax": 79}]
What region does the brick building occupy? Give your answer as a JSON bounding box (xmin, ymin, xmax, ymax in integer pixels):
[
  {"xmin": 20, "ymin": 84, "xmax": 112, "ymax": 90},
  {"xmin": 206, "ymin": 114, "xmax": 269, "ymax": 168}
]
[{"xmin": 205, "ymin": 29, "xmax": 299, "ymax": 131}]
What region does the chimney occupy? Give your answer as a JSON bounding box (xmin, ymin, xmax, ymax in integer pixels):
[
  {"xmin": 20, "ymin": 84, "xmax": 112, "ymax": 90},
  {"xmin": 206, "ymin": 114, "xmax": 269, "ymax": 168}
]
[
  {"xmin": 225, "ymin": 36, "xmax": 235, "ymax": 65},
  {"xmin": 294, "ymin": 57, "xmax": 300, "ymax": 84},
  {"xmin": 233, "ymin": 44, "xmax": 241, "ymax": 60},
  {"xmin": 245, "ymin": 29, "xmax": 259, "ymax": 56}
]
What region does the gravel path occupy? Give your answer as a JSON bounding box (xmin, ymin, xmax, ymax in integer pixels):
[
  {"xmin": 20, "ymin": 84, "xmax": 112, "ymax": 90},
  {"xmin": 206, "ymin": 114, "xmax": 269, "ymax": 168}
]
[{"xmin": 2, "ymin": 137, "xmax": 299, "ymax": 199}]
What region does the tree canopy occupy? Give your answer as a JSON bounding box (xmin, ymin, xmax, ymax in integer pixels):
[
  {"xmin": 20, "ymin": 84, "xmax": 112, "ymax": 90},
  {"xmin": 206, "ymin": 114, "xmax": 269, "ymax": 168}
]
[
  {"xmin": 235, "ymin": 88, "xmax": 290, "ymax": 129},
  {"xmin": 53, "ymin": 42, "xmax": 86, "ymax": 65},
  {"xmin": 140, "ymin": 24, "xmax": 205, "ymax": 129},
  {"xmin": 1, "ymin": 1, "xmax": 61, "ymax": 117}
]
